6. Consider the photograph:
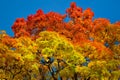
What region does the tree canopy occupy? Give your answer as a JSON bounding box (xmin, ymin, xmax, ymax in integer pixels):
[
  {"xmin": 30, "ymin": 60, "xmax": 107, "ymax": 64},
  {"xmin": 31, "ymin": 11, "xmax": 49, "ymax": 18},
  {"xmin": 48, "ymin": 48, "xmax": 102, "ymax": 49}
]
[{"xmin": 0, "ymin": 2, "xmax": 120, "ymax": 80}]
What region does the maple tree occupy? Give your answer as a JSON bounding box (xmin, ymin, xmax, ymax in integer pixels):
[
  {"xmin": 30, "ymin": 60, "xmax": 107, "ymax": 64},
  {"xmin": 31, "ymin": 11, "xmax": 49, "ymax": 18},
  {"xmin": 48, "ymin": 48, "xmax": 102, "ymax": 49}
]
[{"xmin": 0, "ymin": 2, "xmax": 120, "ymax": 80}]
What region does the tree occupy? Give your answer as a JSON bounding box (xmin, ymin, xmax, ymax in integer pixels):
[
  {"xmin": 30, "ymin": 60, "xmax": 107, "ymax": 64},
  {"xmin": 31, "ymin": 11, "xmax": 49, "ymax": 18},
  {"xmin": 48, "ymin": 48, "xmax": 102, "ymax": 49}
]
[
  {"xmin": 0, "ymin": 2, "xmax": 120, "ymax": 80},
  {"xmin": 36, "ymin": 31, "xmax": 85, "ymax": 80},
  {"xmin": 0, "ymin": 31, "xmax": 39, "ymax": 80}
]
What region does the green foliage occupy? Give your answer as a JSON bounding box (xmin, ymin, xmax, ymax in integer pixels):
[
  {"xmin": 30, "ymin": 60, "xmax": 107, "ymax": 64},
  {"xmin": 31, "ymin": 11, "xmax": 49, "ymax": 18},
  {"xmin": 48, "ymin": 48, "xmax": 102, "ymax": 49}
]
[{"xmin": 36, "ymin": 31, "xmax": 85, "ymax": 79}]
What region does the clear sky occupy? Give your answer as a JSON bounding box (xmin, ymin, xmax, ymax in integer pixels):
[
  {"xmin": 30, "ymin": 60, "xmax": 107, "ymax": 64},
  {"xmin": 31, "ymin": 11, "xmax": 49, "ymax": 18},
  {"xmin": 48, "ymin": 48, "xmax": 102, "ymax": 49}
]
[{"xmin": 0, "ymin": 0, "xmax": 120, "ymax": 36}]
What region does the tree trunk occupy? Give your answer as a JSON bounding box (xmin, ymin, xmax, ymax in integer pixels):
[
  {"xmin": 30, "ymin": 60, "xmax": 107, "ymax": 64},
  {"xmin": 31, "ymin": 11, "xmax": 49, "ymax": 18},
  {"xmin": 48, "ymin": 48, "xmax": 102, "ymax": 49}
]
[{"xmin": 74, "ymin": 73, "xmax": 78, "ymax": 80}]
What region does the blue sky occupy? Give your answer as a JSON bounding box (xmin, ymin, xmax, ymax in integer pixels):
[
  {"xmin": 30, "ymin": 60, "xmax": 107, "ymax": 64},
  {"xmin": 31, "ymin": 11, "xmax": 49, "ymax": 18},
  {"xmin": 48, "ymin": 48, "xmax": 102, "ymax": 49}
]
[{"xmin": 0, "ymin": 0, "xmax": 120, "ymax": 36}]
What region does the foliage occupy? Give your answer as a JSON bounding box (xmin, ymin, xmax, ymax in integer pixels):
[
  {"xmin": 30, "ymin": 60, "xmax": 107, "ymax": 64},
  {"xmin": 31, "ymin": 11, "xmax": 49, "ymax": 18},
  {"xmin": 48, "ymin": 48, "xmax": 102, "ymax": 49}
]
[
  {"xmin": 0, "ymin": 2, "xmax": 120, "ymax": 80},
  {"xmin": 36, "ymin": 31, "xmax": 85, "ymax": 80}
]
